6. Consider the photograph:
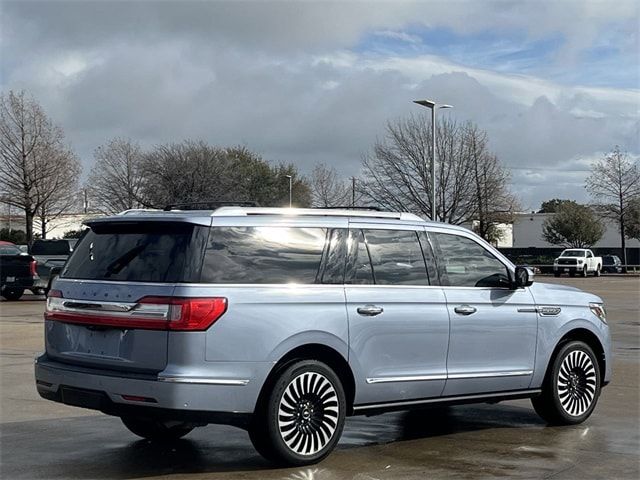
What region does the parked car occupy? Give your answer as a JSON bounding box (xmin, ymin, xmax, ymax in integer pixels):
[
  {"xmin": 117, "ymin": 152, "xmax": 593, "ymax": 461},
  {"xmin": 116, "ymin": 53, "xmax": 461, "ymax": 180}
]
[
  {"xmin": 553, "ymin": 248, "xmax": 602, "ymax": 277},
  {"xmin": 601, "ymin": 255, "xmax": 623, "ymax": 274},
  {"xmin": 0, "ymin": 242, "xmax": 38, "ymax": 300},
  {"xmin": 35, "ymin": 207, "xmax": 612, "ymax": 466},
  {"xmin": 29, "ymin": 239, "xmax": 76, "ymax": 293}
]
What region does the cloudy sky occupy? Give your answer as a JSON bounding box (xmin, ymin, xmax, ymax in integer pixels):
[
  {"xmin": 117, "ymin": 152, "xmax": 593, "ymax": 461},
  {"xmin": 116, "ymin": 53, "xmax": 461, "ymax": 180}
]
[{"xmin": 2, "ymin": 0, "xmax": 639, "ymax": 211}]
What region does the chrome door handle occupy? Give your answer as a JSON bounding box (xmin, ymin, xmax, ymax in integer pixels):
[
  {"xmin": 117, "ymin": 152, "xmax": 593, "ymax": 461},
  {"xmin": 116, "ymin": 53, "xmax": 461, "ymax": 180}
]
[
  {"xmin": 357, "ymin": 305, "xmax": 384, "ymax": 317},
  {"xmin": 454, "ymin": 305, "xmax": 477, "ymax": 315}
]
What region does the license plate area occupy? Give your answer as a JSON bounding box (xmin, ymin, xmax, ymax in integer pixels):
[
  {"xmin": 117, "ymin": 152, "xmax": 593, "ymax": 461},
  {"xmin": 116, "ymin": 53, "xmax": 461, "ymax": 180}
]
[
  {"xmin": 6, "ymin": 276, "xmax": 15, "ymax": 283},
  {"xmin": 564, "ymin": 268, "xmax": 570, "ymax": 272},
  {"xmin": 45, "ymin": 321, "xmax": 168, "ymax": 372},
  {"xmin": 78, "ymin": 328, "xmax": 124, "ymax": 357}
]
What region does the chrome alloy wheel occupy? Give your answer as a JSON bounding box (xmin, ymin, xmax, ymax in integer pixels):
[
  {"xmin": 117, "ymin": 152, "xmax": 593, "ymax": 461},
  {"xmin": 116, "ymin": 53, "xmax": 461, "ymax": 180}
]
[
  {"xmin": 557, "ymin": 350, "xmax": 597, "ymax": 416},
  {"xmin": 277, "ymin": 371, "xmax": 339, "ymax": 456}
]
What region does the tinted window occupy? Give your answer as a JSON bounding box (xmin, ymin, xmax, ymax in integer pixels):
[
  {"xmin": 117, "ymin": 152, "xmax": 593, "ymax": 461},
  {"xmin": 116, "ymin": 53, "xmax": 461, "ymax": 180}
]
[
  {"xmin": 345, "ymin": 229, "xmax": 429, "ymax": 285},
  {"xmin": 345, "ymin": 229, "xmax": 374, "ymax": 285},
  {"xmin": 431, "ymin": 232, "xmax": 510, "ymax": 288},
  {"xmin": 365, "ymin": 229, "xmax": 429, "ymax": 285},
  {"xmin": 31, "ymin": 240, "xmax": 71, "ymax": 255},
  {"xmin": 0, "ymin": 245, "xmax": 22, "ymax": 256},
  {"xmin": 318, "ymin": 228, "xmax": 348, "ymax": 284},
  {"xmin": 62, "ymin": 222, "xmax": 207, "ymax": 282},
  {"xmin": 201, "ymin": 227, "xmax": 328, "ymax": 284}
]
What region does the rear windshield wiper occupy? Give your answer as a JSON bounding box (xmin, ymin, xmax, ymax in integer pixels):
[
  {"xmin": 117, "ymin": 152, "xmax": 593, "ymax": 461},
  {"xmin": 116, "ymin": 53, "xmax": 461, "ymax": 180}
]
[{"xmin": 103, "ymin": 244, "xmax": 147, "ymax": 278}]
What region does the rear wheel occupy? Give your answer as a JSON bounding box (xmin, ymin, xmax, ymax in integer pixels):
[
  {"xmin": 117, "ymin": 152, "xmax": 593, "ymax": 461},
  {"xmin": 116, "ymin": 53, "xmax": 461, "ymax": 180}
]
[
  {"xmin": 1, "ymin": 288, "xmax": 24, "ymax": 301},
  {"xmin": 532, "ymin": 341, "xmax": 601, "ymax": 425},
  {"xmin": 121, "ymin": 416, "xmax": 194, "ymax": 441},
  {"xmin": 249, "ymin": 359, "xmax": 346, "ymax": 466}
]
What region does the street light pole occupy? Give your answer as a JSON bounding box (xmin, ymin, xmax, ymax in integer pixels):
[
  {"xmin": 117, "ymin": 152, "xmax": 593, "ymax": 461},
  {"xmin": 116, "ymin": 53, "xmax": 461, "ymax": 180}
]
[
  {"xmin": 413, "ymin": 99, "xmax": 453, "ymax": 221},
  {"xmin": 285, "ymin": 175, "xmax": 292, "ymax": 208}
]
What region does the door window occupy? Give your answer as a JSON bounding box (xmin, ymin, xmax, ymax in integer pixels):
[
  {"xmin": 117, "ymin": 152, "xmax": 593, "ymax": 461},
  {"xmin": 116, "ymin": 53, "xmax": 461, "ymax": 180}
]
[
  {"xmin": 430, "ymin": 232, "xmax": 510, "ymax": 288},
  {"xmin": 346, "ymin": 229, "xmax": 430, "ymax": 285}
]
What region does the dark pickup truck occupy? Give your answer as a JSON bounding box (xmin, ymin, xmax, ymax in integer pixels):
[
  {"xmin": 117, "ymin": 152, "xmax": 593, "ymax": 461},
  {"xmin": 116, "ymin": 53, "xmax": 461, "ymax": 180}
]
[{"xmin": 0, "ymin": 242, "xmax": 38, "ymax": 300}]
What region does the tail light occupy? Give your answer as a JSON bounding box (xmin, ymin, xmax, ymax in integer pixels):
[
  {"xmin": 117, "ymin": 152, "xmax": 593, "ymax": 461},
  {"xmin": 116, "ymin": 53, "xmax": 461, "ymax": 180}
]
[
  {"xmin": 44, "ymin": 292, "xmax": 227, "ymax": 331},
  {"xmin": 29, "ymin": 260, "xmax": 37, "ymax": 277}
]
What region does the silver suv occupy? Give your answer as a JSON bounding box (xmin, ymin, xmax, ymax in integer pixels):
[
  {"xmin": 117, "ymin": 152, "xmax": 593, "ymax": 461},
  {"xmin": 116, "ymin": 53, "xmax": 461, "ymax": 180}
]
[{"xmin": 35, "ymin": 207, "xmax": 611, "ymax": 466}]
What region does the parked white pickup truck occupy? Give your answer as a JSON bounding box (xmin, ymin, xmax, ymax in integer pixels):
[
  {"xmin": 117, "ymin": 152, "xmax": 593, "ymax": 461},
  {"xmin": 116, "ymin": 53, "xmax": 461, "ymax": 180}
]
[{"xmin": 553, "ymin": 248, "xmax": 602, "ymax": 277}]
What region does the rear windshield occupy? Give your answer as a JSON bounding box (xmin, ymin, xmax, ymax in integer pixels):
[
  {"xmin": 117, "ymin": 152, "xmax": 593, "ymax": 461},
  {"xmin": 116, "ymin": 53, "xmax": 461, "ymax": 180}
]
[
  {"xmin": 31, "ymin": 240, "xmax": 71, "ymax": 255},
  {"xmin": 0, "ymin": 245, "xmax": 22, "ymax": 256},
  {"xmin": 61, "ymin": 222, "xmax": 208, "ymax": 283}
]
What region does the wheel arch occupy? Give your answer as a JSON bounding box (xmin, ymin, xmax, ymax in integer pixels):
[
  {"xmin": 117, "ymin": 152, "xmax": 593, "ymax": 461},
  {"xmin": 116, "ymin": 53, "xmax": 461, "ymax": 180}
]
[
  {"xmin": 546, "ymin": 328, "xmax": 606, "ymax": 387},
  {"xmin": 255, "ymin": 343, "xmax": 356, "ymax": 415}
]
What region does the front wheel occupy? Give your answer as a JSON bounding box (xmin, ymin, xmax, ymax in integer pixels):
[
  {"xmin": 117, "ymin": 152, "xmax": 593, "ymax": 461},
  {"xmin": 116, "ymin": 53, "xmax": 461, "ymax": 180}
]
[
  {"xmin": 532, "ymin": 341, "xmax": 601, "ymax": 425},
  {"xmin": 249, "ymin": 359, "xmax": 346, "ymax": 466},
  {"xmin": 121, "ymin": 416, "xmax": 194, "ymax": 441},
  {"xmin": 594, "ymin": 265, "xmax": 601, "ymax": 277},
  {"xmin": 581, "ymin": 265, "xmax": 588, "ymax": 277}
]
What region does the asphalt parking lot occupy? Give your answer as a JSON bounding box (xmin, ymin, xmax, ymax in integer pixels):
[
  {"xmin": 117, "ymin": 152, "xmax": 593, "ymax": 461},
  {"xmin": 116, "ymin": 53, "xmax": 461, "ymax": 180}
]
[{"xmin": 1, "ymin": 276, "xmax": 638, "ymax": 479}]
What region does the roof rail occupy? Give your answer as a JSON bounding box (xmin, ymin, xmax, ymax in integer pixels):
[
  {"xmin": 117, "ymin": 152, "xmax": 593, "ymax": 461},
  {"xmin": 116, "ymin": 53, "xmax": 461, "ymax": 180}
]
[
  {"xmin": 118, "ymin": 208, "xmax": 161, "ymax": 215},
  {"xmin": 318, "ymin": 206, "xmax": 383, "ymax": 212},
  {"xmin": 212, "ymin": 207, "xmax": 425, "ymax": 222},
  {"xmin": 163, "ymin": 201, "xmax": 259, "ymax": 211}
]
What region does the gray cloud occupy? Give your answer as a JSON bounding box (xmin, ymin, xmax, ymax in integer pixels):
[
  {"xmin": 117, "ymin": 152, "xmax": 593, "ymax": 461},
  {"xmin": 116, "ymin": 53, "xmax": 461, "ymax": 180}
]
[{"xmin": 1, "ymin": 0, "xmax": 638, "ymax": 212}]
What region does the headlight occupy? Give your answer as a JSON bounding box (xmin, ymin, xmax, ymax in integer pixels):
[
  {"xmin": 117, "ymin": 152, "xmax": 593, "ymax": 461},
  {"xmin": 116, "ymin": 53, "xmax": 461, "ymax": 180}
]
[{"xmin": 589, "ymin": 303, "xmax": 607, "ymax": 324}]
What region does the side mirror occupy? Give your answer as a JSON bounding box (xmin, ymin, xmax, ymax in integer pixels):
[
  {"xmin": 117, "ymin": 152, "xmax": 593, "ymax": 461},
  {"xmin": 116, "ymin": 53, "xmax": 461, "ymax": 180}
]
[{"xmin": 514, "ymin": 266, "xmax": 534, "ymax": 288}]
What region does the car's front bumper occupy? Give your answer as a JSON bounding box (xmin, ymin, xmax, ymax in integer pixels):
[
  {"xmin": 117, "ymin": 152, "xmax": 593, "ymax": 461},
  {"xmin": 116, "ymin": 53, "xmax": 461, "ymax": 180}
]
[
  {"xmin": 34, "ymin": 354, "xmax": 271, "ymax": 426},
  {"xmin": 553, "ymin": 265, "xmax": 581, "ymax": 273}
]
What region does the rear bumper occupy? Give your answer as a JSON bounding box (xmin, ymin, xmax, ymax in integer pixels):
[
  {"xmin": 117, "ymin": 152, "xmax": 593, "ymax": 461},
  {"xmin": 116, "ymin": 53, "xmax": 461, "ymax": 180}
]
[{"xmin": 34, "ymin": 354, "xmax": 272, "ymax": 425}]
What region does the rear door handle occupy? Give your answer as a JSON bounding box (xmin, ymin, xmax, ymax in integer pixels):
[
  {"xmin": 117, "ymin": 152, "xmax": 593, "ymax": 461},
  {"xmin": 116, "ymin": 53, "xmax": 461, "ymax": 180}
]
[
  {"xmin": 454, "ymin": 305, "xmax": 477, "ymax": 315},
  {"xmin": 357, "ymin": 305, "xmax": 384, "ymax": 317}
]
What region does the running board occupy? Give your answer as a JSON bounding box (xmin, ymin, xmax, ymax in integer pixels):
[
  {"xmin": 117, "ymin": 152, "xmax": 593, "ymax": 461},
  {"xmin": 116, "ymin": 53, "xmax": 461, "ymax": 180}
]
[{"xmin": 352, "ymin": 389, "xmax": 542, "ymax": 414}]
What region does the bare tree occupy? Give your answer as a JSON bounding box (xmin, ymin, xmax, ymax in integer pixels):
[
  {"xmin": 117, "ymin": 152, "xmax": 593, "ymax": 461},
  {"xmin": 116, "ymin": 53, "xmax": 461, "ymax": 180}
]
[
  {"xmin": 310, "ymin": 163, "xmax": 350, "ymax": 207},
  {"xmin": 0, "ymin": 91, "xmax": 81, "ymax": 243},
  {"xmin": 359, "ymin": 115, "xmax": 518, "ymax": 237},
  {"xmin": 586, "ymin": 147, "xmax": 640, "ymax": 269},
  {"xmin": 88, "ymin": 138, "xmax": 146, "ymax": 214},
  {"xmin": 464, "ymin": 123, "xmax": 520, "ymax": 242}
]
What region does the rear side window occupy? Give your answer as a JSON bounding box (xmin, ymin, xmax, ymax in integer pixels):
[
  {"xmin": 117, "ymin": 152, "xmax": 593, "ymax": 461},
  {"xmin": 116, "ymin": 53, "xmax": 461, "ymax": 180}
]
[
  {"xmin": 201, "ymin": 227, "xmax": 331, "ymax": 284},
  {"xmin": 61, "ymin": 222, "xmax": 208, "ymax": 283}
]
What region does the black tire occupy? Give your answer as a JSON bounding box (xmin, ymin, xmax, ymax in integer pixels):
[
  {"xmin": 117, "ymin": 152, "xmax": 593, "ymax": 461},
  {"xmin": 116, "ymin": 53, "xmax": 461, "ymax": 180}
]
[
  {"xmin": 554, "ymin": 272, "xmax": 561, "ymax": 277},
  {"xmin": 532, "ymin": 341, "xmax": 601, "ymax": 425},
  {"xmin": 594, "ymin": 265, "xmax": 601, "ymax": 277},
  {"xmin": 249, "ymin": 359, "xmax": 346, "ymax": 466},
  {"xmin": 581, "ymin": 265, "xmax": 588, "ymax": 277},
  {"xmin": 121, "ymin": 416, "xmax": 194, "ymax": 441},
  {"xmin": 1, "ymin": 288, "xmax": 24, "ymax": 301}
]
